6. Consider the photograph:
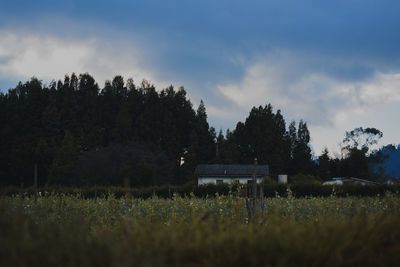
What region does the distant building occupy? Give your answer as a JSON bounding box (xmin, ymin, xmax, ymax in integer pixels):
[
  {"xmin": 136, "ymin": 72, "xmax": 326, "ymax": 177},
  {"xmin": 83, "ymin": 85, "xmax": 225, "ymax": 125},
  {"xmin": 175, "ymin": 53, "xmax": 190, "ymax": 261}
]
[
  {"xmin": 386, "ymin": 178, "xmax": 400, "ymax": 185},
  {"xmin": 322, "ymin": 177, "xmax": 380, "ymax": 186},
  {"xmin": 195, "ymin": 164, "xmax": 269, "ymax": 185},
  {"xmin": 322, "ymin": 179, "xmax": 344, "ymax": 186}
]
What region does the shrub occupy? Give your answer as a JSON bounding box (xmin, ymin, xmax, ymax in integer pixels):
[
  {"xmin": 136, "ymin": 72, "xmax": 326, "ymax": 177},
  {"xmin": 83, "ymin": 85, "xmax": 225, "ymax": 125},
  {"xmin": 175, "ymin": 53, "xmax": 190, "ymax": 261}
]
[{"xmin": 289, "ymin": 173, "xmax": 322, "ymax": 185}]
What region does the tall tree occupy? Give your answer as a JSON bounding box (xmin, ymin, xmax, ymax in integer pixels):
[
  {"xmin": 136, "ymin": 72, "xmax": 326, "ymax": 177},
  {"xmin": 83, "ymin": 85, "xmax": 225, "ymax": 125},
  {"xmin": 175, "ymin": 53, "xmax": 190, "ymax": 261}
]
[
  {"xmin": 48, "ymin": 130, "xmax": 80, "ymax": 185},
  {"xmin": 112, "ymin": 75, "xmax": 127, "ymax": 97},
  {"xmin": 342, "ymin": 127, "xmax": 383, "ymax": 155},
  {"xmin": 291, "ymin": 120, "xmax": 313, "ymax": 175},
  {"xmin": 228, "ymin": 104, "xmax": 288, "ymax": 174},
  {"xmin": 194, "ymin": 100, "xmax": 216, "ymax": 163},
  {"xmin": 112, "ymin": 101, "xmax": 133, "ymax": 144},
  {"xmin": 339, "ymin": 127, "xmax": 383, "ymax": 179},
  {"xmin": 318, "ymin": 148, "xmax": 331, "ymax": 180},
  {"xmin": 215, "ymin": 129, "xmax": 224, "ymax": 162},
  {"xmin": 0, "ymin": 73, "xmax": 319, "ymax": 186}
]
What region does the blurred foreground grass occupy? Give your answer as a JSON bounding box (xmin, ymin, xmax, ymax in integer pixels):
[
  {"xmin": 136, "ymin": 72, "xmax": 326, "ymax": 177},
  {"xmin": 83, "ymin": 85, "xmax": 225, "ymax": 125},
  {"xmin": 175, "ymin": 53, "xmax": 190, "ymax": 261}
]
[{"xmin": 1, "ymin": 192, "xmax": 400, "ymax": 266}]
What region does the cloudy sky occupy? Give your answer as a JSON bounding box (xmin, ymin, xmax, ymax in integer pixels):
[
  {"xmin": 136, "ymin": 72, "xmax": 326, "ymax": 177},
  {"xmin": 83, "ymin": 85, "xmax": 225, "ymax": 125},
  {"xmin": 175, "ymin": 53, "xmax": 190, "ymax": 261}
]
[{"xmin": 1, "ymin": 0, "xmax": 399, "ymax": 156}]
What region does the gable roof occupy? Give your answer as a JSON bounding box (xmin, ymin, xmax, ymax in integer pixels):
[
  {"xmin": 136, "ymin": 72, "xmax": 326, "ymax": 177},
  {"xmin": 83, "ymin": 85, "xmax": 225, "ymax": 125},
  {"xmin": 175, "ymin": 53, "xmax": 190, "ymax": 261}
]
[
  {"xmin": 195, "ymin": 164, "xmax": 268, "ymax": 176},
  {"xmin": 332, "ymin": 177, "xmax": 380, "ymax": 185}
]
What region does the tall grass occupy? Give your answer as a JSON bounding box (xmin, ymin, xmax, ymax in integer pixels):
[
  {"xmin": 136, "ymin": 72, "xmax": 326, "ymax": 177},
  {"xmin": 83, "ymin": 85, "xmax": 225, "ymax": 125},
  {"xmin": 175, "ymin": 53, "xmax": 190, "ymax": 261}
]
[{"xmin": 1, "ymin": 192, "xmax": 400, "ymax": 266}]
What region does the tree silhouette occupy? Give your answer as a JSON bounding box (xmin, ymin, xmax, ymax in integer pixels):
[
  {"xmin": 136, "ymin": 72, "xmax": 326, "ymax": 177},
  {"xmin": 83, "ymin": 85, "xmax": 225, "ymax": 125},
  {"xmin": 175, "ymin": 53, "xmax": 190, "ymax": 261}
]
[
  {"xmin": 0, "ymin": 73, "xmax": 337, "ymax": 186},
  {"xmin": 48, "ymin": 130, "xmax": 79, "ymax": 185}
]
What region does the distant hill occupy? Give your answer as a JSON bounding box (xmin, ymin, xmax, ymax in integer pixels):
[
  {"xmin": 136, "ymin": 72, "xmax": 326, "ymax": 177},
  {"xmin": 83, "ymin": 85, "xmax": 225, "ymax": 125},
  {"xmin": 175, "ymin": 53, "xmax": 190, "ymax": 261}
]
[{"xmin": 375, "ymin": 145, "xmax": 400, "ymax": 178}]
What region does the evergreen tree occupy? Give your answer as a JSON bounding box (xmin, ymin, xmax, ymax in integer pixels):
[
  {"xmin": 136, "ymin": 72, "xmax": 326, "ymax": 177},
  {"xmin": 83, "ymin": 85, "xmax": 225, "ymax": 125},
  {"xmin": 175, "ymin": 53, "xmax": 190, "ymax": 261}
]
[
  {"xmin": 112, "ymin": 75, "xmax": 127, "ymax": 97},
  {"xmin": 291, "ymin": 120, "xmax": 313, "ymax": 174},
  {"xmin": 318, "ymin": 148, "xmax": 331, "ymax": 180},
  {"xmin": 0, "ymin": 73, "xmax": 324, "ymax": 186},
  {"xmin": 196, "ymin": 100, "xmax": 207, "ymax": 122},
  {"xmin": 76, "ymin": 73, "xmax": 100, "ymax": 151},
  {"xmin": 219, "ymin": 129, "xmax": 240, "ymax": 164},
  {"xmin": 346, "ymin": 148, "xmax": 370, "ymax": 178},
  {"xmin": 41, "ymin": 98, "xmax": 62, "ymax": 138},
  {"xmin": 48, "ymin": 130, "xmax": 79, "ymax": 185},
  {"xmin": 70, "ymin": 73, "xmax": 78, "ymax": 91},
  {"xmin": 228, "ymin": 104, "xmax": 288, "ymax": 174},
  {"xmin": 34, "ymin": 138, "xmax": 53, "ymax": 186},
  {"xmin": 194, "ymin": 100, "xmax": 216, "ymax": 163},
  {"xmin": 180, "ymin": 130, "xmax": 199, "ymax": 183},
  {"xmin": 112, "ymin": 101, "xmax": 133, "ymax": 144},
  {"xmin": 288, "ymin": 121, "xmax": 297, "ymax": 158}
]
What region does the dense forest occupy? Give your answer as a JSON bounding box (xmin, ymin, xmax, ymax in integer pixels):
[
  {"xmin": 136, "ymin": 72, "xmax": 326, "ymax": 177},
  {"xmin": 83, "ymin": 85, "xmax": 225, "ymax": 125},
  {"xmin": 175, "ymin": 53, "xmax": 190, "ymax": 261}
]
[{"xmin": 0, "ymin": 73, "xmax": 393, "ymax": 187}]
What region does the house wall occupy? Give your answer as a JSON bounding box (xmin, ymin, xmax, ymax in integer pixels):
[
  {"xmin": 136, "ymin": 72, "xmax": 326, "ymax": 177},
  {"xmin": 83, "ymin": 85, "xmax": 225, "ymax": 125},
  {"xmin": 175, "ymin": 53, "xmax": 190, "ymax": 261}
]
[{"xmin": 198, "ymin": 177, "xmax": 263, "ymax": 185}]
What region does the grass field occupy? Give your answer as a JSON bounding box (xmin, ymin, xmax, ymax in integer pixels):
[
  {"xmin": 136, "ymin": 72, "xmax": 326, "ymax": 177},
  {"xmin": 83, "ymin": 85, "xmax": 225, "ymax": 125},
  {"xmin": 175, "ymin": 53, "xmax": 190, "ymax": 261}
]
[{"xmin": 1, "ymin": 191, "xmax": 400, "ymax": 266}]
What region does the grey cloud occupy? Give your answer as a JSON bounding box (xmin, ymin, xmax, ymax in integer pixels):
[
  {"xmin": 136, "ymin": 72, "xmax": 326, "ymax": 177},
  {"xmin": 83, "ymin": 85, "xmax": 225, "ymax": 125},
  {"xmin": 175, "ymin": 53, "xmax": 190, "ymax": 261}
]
[{"xmin": 215, "ymin": 51, "xmax": 400, "ymax": 128}]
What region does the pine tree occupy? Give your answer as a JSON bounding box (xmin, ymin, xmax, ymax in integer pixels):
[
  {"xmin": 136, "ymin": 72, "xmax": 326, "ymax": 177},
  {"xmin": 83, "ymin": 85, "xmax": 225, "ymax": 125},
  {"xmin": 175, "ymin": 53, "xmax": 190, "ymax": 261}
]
[
  {"xmin": 228, "ymin": 104, "xmax": 288, "ymax": 173},
  {"xmin": 288, "ymin": 121, "xmax": 297, "ymax": 159},
  {"xmin": 215, "ymin": 129, "xmax": 225, "ymax": 162},
  {"xmin": 318, "ymin": 148, "xmax": 331, "ymax": 180},
  {"xmin": 193, "ymin": 100, "xmax": 216, "ymax": 163},
  {"xmin": 48, "ymin": 130, "xmax": 79, "ymax": 185},
  {"xmin": 112, "ymin": 75, "xmax": 127, "ymax": 97},
  {"xmin": 34, "ymin": 138, "xmax": 53, "ymax": 182},
  {"xmin": 219, "ymin": 129, "xmax": 239, "ymax": 164},
  {"xmin": 112, "ymin": 101, "xmax": 133, "ymax": 144},
  {"xmin": 291, "ymin": 120, "xmax": 313, "ymax": 174},
  {"xmin": 196, "ymin": 100, "xmax": 207, "ymax": 122}
]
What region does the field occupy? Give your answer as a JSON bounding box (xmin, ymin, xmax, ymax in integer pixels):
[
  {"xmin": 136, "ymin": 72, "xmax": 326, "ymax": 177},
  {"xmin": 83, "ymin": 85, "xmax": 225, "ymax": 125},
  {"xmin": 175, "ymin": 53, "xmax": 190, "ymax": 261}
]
[{"xmin": 1, "ymin": 190, "xmax": 400, "ymax": 266}]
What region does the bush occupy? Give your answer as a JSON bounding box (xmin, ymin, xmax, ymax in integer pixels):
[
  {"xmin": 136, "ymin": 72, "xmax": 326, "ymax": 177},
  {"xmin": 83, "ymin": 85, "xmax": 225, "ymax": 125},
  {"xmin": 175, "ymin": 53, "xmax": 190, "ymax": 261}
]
[{"xmin": 262, "ymin": 176, "xmax": 278, "ymax": 185}]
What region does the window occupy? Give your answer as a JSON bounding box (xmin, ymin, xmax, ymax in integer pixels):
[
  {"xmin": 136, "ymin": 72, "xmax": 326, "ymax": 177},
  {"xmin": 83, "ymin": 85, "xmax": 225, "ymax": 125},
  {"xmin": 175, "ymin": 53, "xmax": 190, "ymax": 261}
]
[{"xmin": 216, "ymin": 180, "xmax": 223, "ymax": 184}]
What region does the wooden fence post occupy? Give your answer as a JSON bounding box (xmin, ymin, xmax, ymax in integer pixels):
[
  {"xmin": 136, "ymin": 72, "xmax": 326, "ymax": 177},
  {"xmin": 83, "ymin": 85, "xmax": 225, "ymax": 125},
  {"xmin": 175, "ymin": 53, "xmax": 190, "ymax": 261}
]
[
  {"xmin": 260, "ymin": 181, "xmax": 264, "ymax": 217},
  {"xmin": 34, "ymin": 164, "xmax": 38, "ymax": 204},
  {"xmin": 94, "ymin": 183, "xmax": 98, "ymax": 202},
  {"xmin": 252, "ymin": 158, "xmax": 258, "ymax": 220},
  {"xmin": 19, "ymin": 182, "xmax": 24, "ymax": 208},
  {"xmin": 124, "ymin": 176, "xmax": 131, "ymax": 199}
]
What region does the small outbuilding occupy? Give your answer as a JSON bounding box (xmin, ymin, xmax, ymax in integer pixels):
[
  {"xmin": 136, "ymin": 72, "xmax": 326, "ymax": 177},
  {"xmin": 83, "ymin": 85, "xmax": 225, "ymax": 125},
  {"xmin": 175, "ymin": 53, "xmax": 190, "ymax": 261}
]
[
  {"xmin": 322, "ymin": 177, "xmax": 380, "ymax": 186},
  {"xmin": 386, "ymin": 178, "xmax": 400, "ymax": 185},
  {"xmin": 195, "ymin": 164, "xmax": 269, "ymax": 185}
]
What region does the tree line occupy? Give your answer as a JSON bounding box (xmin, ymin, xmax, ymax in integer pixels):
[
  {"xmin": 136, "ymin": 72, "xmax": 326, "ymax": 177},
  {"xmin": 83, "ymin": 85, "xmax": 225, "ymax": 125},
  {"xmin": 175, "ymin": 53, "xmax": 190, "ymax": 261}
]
[{"xmin": 0, "ymin": 73, "xmax": 389, "ymax": 187}]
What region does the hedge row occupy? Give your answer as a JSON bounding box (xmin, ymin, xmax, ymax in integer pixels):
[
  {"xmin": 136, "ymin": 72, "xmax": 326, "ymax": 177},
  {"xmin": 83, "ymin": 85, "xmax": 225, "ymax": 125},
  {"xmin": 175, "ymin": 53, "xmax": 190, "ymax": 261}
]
[{"xmin": 1, "ymin": 183, "xmax": 400, "ymax": 198}]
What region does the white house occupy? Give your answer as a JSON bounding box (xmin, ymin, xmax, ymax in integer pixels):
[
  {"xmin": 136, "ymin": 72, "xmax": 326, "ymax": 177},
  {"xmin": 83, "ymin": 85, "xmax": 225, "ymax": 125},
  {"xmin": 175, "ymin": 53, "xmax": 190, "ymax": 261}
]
[{"xmin": 195, "ymin": 164, "xmax": 269, "ymax": 185}]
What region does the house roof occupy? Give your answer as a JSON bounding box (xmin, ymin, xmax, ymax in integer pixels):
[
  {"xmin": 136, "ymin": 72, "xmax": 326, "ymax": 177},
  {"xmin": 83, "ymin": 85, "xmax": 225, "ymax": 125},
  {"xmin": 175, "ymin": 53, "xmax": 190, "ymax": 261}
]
[
  {"xmin": 331, "ymin": 177, "xmax": 380, "ymax": 185},
  {"xmin": 195, "ymin": 164, "xmax": 269, "ymax": 176}
]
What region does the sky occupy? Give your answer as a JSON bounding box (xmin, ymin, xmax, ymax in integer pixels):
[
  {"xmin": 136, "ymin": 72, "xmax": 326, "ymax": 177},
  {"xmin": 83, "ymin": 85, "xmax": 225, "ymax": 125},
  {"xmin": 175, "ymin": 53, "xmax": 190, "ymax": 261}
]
[{"xmin": 1, "ymin": 0, "xmax": 400, "ymax": 157}]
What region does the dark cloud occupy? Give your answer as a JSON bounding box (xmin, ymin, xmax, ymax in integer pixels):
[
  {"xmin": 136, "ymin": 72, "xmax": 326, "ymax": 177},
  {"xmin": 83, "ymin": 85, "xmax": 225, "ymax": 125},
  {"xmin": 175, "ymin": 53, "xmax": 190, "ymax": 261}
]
[{"xmin": 1, "ymin": 0, "xmax": 400, "ymax": 151}]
